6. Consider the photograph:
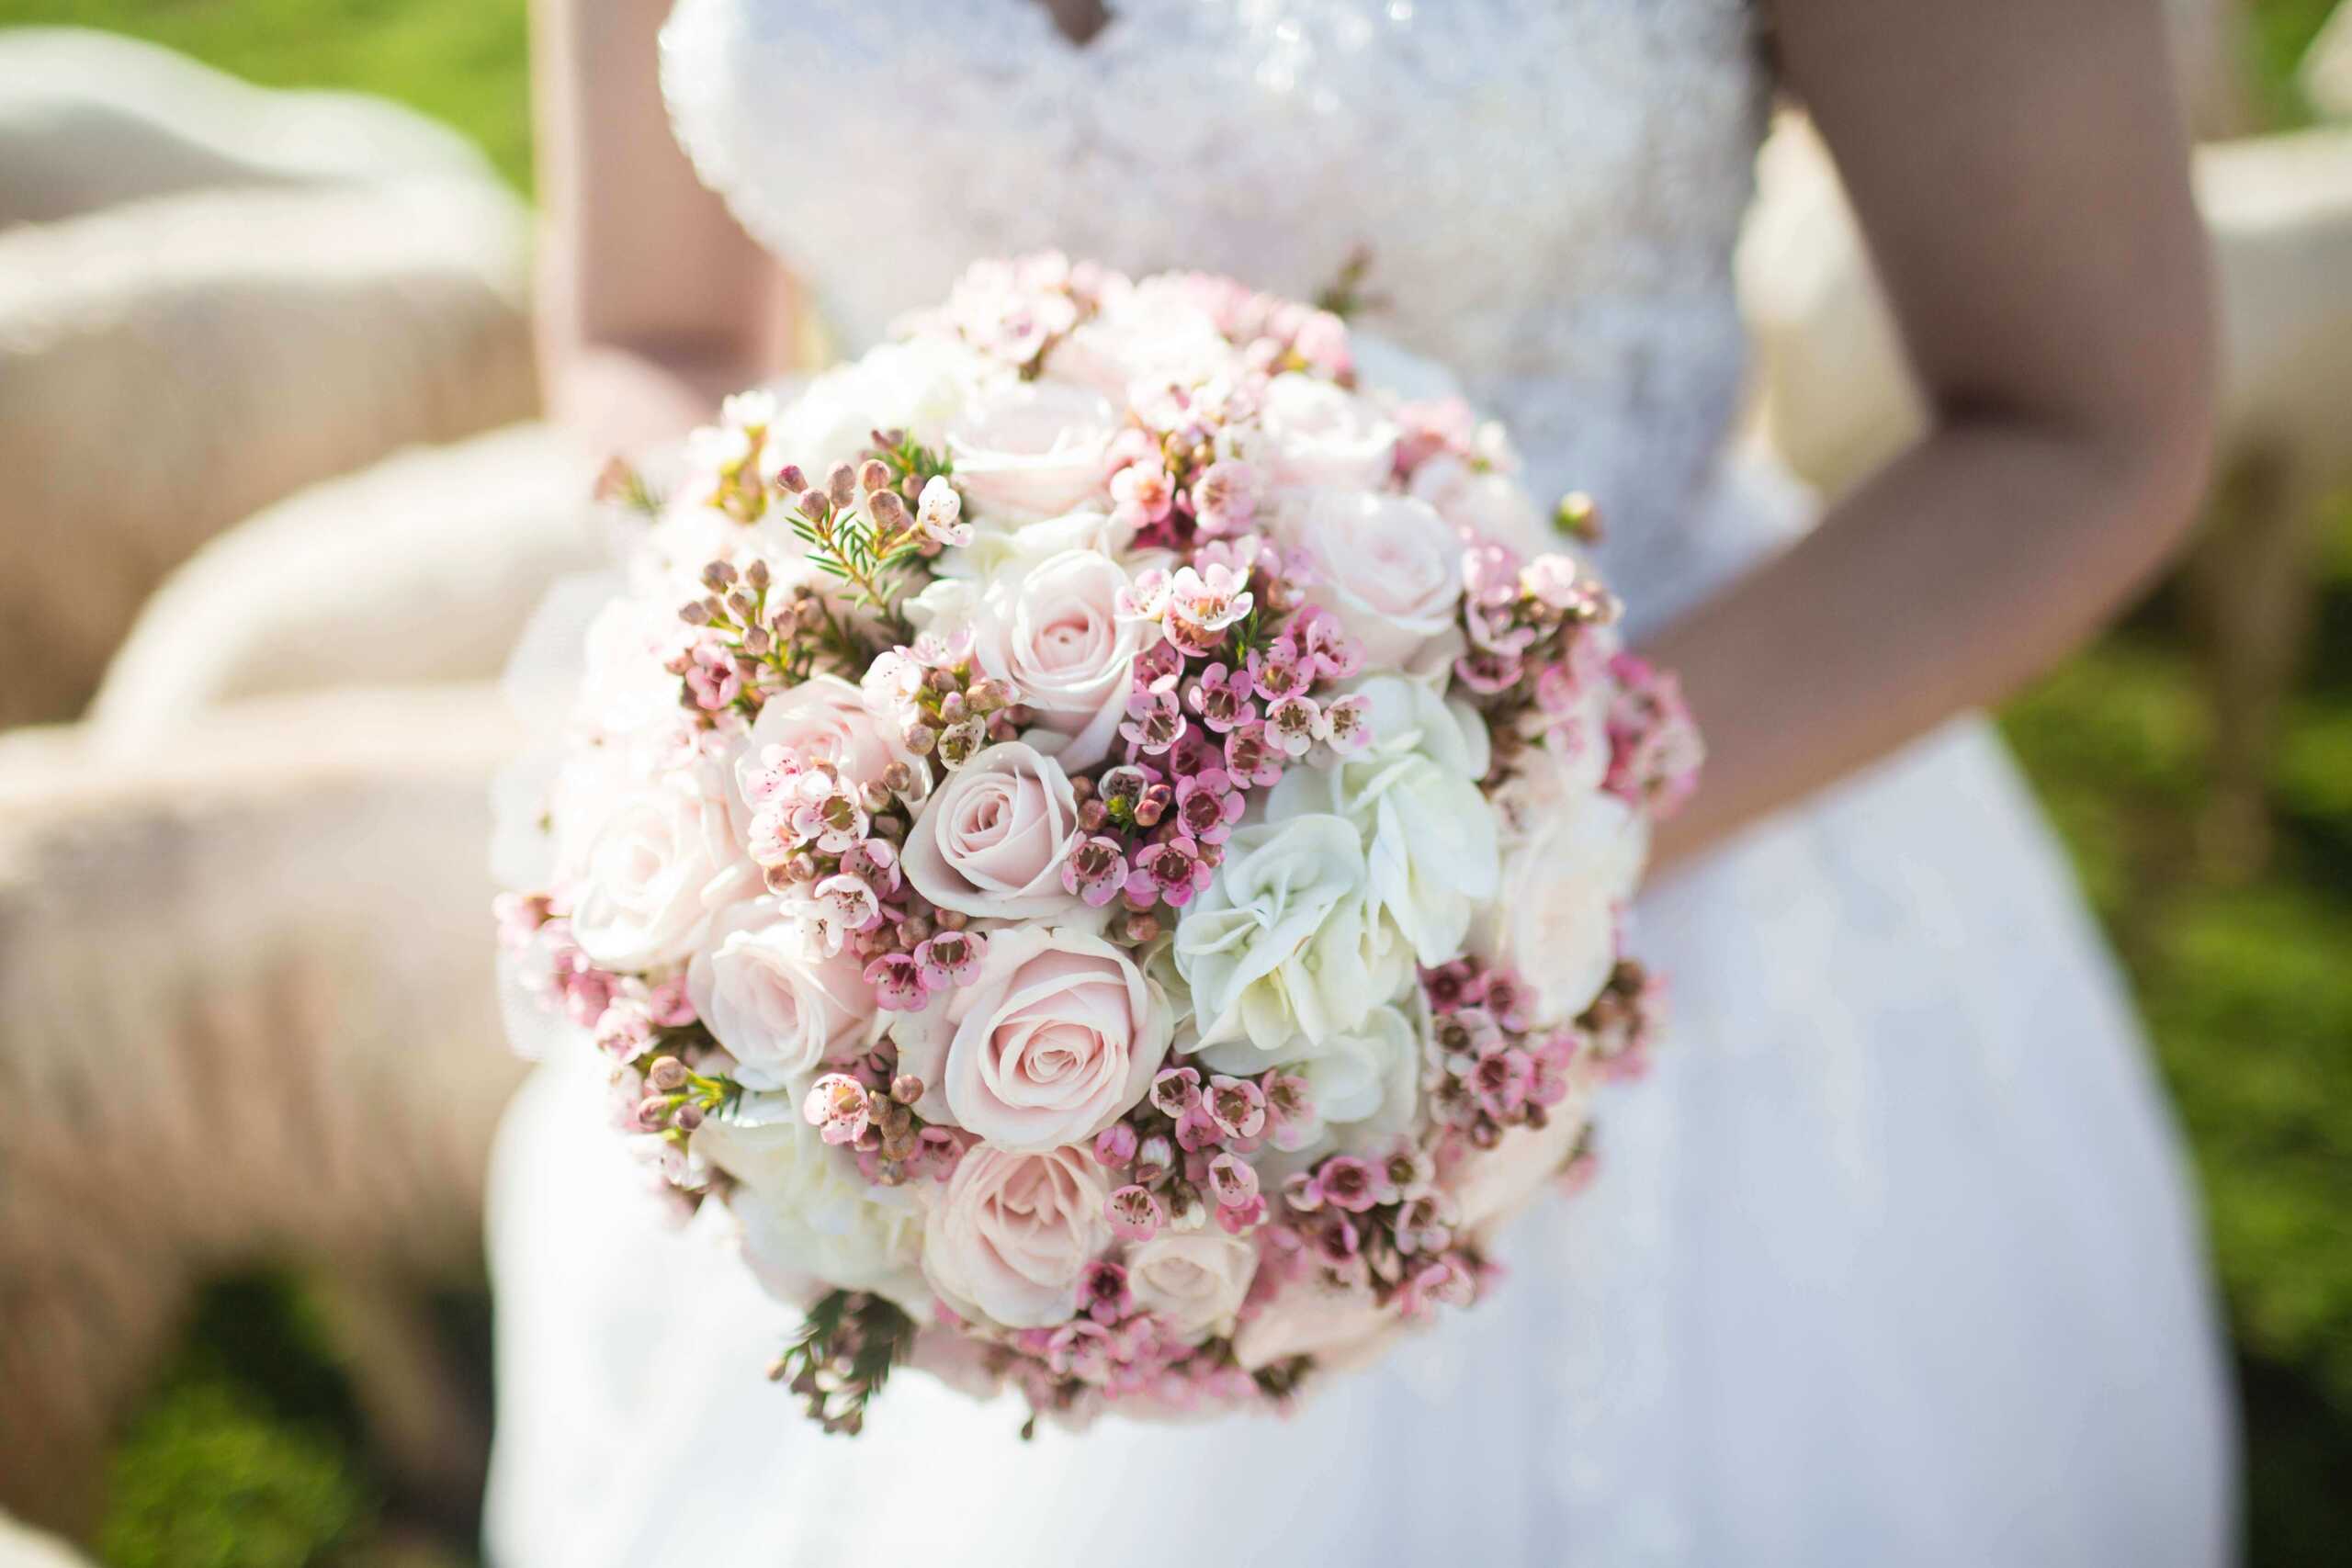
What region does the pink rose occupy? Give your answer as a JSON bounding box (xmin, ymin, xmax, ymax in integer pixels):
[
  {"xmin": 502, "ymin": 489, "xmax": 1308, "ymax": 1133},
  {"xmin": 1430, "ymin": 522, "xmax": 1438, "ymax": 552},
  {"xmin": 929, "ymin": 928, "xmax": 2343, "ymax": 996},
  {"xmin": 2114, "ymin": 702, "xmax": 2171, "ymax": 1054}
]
[
  {"xmin": 1448, "ymin": 1104, "xmax": 1592, "ymax": 1238},
  {"xmin": 901, "ymin": 741, "xmax": 1083, "ymax": 919},
  {"xmin": 1232, "ymin": 1277, "xmax": 1401, "ymax": 1373},
  {"xmin": 944, "ymin": 380, "xmax": 1120, "ymax": 523},
  {"xmin": 567, "ymin": 754, "xmax": 759, "ymax": 972},
  {"xmin": 1278, "ymin": 490, "xmax": 1464, "ymax": 670},
  {"xmin": 737, "ymin": 673, "xmax": 899, "ymax": 790},
  {"xmin": 895, "ymin": 926, "xmax": 1173, "ymax": 1152},
  {"xmin": 1256, "ymin": 372, "xmax": 1398, "ymax": 491},
  {"xmin": 922, "ymin": 1144, "xmax": 1112, "ymax": 1329},
  {"xmin": 686, "ymin": 899, "xmax": 880, "ymax": 1089},
  {"xmin": 1126, "ymin": 1230, "xmax": 1257, "ymax": 1343},
  {"xmin": 970, "ymin": 550, "xmax": 1148, "ymax": 770},
  {"xmin": 1046, "ymin": 280, "xmax": 1233, "ymax": 400}
]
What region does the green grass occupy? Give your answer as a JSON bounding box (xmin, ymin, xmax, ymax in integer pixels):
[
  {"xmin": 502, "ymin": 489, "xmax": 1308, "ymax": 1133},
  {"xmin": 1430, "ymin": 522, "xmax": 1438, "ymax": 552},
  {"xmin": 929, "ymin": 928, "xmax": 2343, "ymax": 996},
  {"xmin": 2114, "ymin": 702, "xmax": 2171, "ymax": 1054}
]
[
  {"xmin": 7, "ymin": 2, "xmax": 2347, "ymax": 1563},
  {"xmin": 2, "ymin": 0, "xmax": 533, "ymax": 188}
]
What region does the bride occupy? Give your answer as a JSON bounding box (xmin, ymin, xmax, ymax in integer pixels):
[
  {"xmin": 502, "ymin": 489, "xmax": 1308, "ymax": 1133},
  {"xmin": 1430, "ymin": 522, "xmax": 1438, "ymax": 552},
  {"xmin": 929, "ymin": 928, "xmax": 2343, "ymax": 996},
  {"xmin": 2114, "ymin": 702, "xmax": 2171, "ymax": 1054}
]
[{"xmin": 488, "ymin": 1, "xmax": 2236, "ymax": 1562}]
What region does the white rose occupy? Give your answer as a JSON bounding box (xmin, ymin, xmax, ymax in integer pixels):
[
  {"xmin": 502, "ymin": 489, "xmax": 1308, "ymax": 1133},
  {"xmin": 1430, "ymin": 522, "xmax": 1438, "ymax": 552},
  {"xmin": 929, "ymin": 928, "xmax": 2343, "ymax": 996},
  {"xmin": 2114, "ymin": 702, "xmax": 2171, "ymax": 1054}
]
[
  {"xmin": 944, "ymin": 380, "xmax": 1119, "ymax": 524},
  {"xmin": 1276, "ymin": 490, "xmax": 1464, "ymax": 670},
  {"xmin": 1257, "ymin": 372, "xmax": 1398, "ymax": 491},
  {"xmin": 770, "ymin": 337, "xmax": 993, "ymax": 473},
  {"xmin": 1476, "ymin": 782, "xmax": 1648, "ymax": 1025},
  {"xmin": 695, "ymin": 1095, "xmax": 930, "ymax": 1314},
  {"xmin": 891, "ymin": 924, "xmax": 1170, "ymax": 1152},
  {"xmin": 1047, "ymin": 282, "xmax": 1233, "ymax": 400},
  {"xmin": 963, "ymin": 547, "xmax": 1148, "ymax": 771},
  {"xmin": 922, "ymin": 1144, "xmax": 1111, "ymax": 1329},
  {"xmin": 687, "ymin": 899, "xmax": 881, "ymax": 1089},
  {"xmin": 911, "ymin": 508, "xmax": 1141, "ymax": 594},
  {"xmin": 1408, "ymin": 457, "xmax": 1555, "ymax": 560},
  {"xmin": 566, "ymin": 755, "xmax": 759, "ymax": 972},
  {"xmin": 1267, "ymin": 676, "xmax": 1498, "ymax": 966},
  {"xmin": 1125, "ymin": 1230, "xmax": 1257, "ymax": 1343},
  {"xmin": 1174, "ymin": 816, "xmax": 1412, "ymax": 1059},
  {"xmin": 1275, "ymin": 1004, "xmax": 1425, "ymax": 1155},
  {"xmin": 901, "ymin": 741, "xmax": 1084, "ymax": 919},
  {"xmin": 572, "ymin": 595, "xmax": 690, "ymax": 741}
]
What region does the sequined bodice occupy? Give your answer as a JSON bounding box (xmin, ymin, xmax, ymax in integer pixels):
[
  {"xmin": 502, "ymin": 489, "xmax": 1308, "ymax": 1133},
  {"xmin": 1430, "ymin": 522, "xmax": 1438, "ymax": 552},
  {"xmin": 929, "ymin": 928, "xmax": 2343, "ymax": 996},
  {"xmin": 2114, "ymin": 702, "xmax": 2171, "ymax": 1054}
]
[{"xmin": 662, "ymin": 0, "xmax": 1771, "ymax": 605}]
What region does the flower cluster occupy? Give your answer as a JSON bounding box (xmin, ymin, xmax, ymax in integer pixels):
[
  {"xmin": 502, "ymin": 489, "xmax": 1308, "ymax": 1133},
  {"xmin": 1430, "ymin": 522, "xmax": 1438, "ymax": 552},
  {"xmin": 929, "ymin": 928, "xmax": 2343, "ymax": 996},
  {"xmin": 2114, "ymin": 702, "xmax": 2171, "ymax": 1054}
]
[{"xmin": 494, "ymin": 255, "xmax": 1699, "ymax": 1437}]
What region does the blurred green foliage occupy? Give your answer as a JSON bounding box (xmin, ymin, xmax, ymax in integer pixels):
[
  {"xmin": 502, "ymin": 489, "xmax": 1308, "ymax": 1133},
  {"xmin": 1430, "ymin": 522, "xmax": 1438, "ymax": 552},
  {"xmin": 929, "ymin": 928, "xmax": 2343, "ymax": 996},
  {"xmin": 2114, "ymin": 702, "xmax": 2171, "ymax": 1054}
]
[
  {"xmin": 2, "ymin": 0, "xmax": 2345, "ymax": 1563},
  {"xmin": 0, "ymin": 0, "xmax": 533, "ymax": 187},
  {"xmin": 96, "ymin": 1281, "xmax": 377, "ymax": 1568}
]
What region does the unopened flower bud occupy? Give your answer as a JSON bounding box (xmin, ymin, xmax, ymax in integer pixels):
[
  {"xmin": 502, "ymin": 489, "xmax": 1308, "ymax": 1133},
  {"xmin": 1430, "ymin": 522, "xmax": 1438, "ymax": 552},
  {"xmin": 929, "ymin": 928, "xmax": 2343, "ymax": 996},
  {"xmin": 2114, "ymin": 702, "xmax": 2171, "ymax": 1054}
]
[
  {"xmin": 648, "ymin": 1057, "xmax": 690, "ymax": 1091},
  {"xmin": 1121, "ymin": 910, "xmax": 1161, "ymax": 945},
  {"xmin": 868, "ymin": 489, "xmax": 910, "ymax": 532},
  {"xmin": 1135, "ymin": 1134, "xmax": 1175, "ymax": 1183},
  {"xmin": 826, "ymin": 463, "xmax": 859, "ymax": 507},
  {"xmin": 881, "ymin": 761, "xmax": 916, "ymax": 795},
  {"xmin": 1554, "ymin": 491, "xmax": 1601, "ymax": 544},
  {"xmin": 701, "ymin": 560, "xmax": 738, "ymax": 591},
  {"xmin": 796, "ymin": 487, "xmax": 830, "ymax": 519},
  {"xmin": 858, "ymin": 457, "xmax": 892, "ymax": 494},
  {"xmin": 673, "ymin": 1101, "xmax": 706, "ymax": 1132},
  {"xmin": 679, "ymin": 600, "xmax": 711, "ymax": 626},
  {"xmin": 890, "ymin": 1074, "xmax": 924, "ymax": 1105},
  {"xmin": 774, "ymin": 463, "xmax": 808, "ymax": 494}
]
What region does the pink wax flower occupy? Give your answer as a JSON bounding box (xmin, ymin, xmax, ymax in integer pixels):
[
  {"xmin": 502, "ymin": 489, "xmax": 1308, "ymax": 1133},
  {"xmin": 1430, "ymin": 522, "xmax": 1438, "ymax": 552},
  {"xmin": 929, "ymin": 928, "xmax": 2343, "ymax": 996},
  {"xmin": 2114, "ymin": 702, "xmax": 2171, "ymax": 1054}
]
[
  {"xmin": 1172, "ymin": 770, "xmax": 1245, "ymax": 844},
  {"xmin": 1184, "ymin": 662, "xmax": 1258, "ymax": 733}
]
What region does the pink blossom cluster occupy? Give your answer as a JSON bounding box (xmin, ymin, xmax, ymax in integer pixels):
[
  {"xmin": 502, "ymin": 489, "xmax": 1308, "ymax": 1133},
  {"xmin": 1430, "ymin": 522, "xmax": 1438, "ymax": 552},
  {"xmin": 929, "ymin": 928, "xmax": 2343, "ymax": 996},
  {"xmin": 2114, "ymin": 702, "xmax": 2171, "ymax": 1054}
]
[
  {"xmin": 1419, "ymin": 957, "xmax": 1582, "ymax": 1147},
  {"xmin": 1601, "ymin": 652, "xmax": 1705, "ymax": 819},
  {"xmin": 1090, "ymin": 1063, "xmax": 1315, "ymax": 1241}
]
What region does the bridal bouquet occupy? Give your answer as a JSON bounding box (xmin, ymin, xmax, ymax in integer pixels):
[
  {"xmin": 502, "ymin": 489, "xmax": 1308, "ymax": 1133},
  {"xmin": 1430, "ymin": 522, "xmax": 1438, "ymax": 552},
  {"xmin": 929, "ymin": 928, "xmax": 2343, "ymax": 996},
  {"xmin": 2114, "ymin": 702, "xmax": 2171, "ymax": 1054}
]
[{"xmin": 495, "ymin": 254, "xmax": 1697, "ymax": 1435}]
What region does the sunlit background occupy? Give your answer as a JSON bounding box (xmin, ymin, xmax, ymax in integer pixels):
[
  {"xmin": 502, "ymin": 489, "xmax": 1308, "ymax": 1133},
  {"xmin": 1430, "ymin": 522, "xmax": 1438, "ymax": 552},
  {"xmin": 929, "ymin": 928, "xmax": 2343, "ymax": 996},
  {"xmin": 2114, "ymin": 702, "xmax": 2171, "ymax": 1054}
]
[{"xmin": 0, "ymin": 2, "xmax": 2346, "ymax": 1564}]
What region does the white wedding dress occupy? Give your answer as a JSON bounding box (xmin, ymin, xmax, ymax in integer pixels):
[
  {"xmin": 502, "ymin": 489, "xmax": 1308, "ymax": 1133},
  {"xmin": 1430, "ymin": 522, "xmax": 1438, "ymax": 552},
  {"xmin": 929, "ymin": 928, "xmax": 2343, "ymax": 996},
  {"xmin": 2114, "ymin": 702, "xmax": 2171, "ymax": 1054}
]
[{"xmin": 484, "ymin": 3, "xmax": 2237, "ymax": 1562}]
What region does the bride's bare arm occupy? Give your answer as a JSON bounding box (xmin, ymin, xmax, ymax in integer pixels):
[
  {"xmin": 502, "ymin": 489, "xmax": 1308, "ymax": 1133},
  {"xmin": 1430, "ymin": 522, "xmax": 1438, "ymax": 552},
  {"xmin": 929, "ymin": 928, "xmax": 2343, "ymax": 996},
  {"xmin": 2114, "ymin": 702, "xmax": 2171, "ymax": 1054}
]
[
  {"xmin": 533, "ymin": 0, "xmax": 793, "ymax": 450},
  {"xmin": 1647, "ymin": 0, "xmax": 2214, "ymax": 868}
]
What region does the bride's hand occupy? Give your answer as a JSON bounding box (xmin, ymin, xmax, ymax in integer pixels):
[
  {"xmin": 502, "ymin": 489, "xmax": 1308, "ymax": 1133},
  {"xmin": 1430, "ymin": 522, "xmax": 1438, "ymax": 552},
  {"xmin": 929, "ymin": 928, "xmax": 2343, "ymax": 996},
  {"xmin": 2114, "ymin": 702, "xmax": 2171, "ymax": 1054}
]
[
  {"xmin": 1646, "ymin": 0, "xmax": 2215, "ymax": 874},
  {"xmin": 533, "ymin": 0, "xmax": 795, "ymax": 454}
]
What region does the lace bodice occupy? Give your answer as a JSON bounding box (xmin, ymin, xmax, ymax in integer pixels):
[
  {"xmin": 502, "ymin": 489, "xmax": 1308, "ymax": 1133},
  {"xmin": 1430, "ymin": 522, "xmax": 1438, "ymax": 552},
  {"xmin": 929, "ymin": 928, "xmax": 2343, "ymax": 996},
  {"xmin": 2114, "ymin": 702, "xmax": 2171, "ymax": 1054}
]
[{"xmin": 661, "ymin": 0, "xmax": 1774, "ymax": 615}]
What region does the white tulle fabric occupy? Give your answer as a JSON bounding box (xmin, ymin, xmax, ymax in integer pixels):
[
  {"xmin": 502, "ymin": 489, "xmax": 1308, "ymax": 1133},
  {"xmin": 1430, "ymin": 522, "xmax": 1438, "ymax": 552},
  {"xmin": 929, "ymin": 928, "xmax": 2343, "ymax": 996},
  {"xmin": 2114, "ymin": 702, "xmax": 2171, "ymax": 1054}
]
[{"xmin": 484, "ymin": 3, "xmax": 2236, "ymax": 1563}]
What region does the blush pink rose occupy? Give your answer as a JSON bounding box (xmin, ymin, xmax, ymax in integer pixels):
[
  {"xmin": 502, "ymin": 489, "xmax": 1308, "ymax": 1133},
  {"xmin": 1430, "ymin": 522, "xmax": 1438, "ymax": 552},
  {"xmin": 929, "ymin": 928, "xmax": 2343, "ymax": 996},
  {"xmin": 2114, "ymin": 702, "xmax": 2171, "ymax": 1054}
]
[
  {"xmin": 1126, "ymin": 1230, "xmax": 1257, "ymax": 1343},
  {"xmin": 567, "ymin": 754, "xmax": 760, "ymax": 972},
  {"xmin": 686, "ymin": 898, "xmax": 880, "ymax": 1089},
  {"xmin": 1232, "ymin": 1277, "xmax": 1401, "ymax": 1372},
  {"xmin": 901, "ymin": 741, "xmax": 1083, "ymax": 919},
  {"xmin": 969, "ymin": 550, "xmax": 1147, "ymax": 770},
  {"xmin": 922, "ymin": 1143, "xmax": 1112, "ymax": 1329},
  {"xmin": 737, "ymin": 673, "xmax": 899, "ymax": 790},
  {"xmin": 1449, "ymin": 1099, "xmax": 1594, "ymax": 1238},
  {"xmin": 944, "ymin": 380, "xmax": 1120, "ymax": 523},
  {"xmin": 895, "ymin": 925, "xmax": 1172, "ymax": 1152}
]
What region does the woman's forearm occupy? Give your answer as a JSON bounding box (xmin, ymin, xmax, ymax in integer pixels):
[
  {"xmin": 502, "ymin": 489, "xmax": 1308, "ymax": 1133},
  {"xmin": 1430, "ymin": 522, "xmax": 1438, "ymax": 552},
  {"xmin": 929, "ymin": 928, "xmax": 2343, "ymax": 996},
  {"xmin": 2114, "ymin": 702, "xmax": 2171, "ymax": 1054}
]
[
  {"xmin": 1645, "ymin": 405, "xmax": 2208, "ymax": 871},
  {"xmin": 533, "ymin": 0, "xmax": 791, "ymax": 451}
]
